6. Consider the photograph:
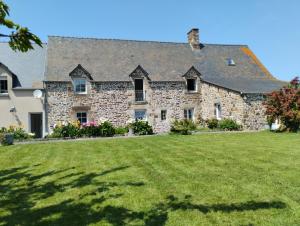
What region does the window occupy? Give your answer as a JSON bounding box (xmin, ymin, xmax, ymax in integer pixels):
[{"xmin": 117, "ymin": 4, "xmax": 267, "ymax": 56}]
[
  {"xmin": 135, "ymin": 110, "xmax": 146, "ymax": 121},
  {"xmin": 76, "ymin": 112, "xmax": 87, "ymax": 124},
  {"xmin": 134, "ymin": 79, "xmax": 144, "ymax": 101},
  {"xmin": 184, "ymin": 108, "xmax": 194, "ymax": 120},
  {"xmin": 0, "ymin": 77, "xmax": 8, "ymax": 94},
  {"xmin": 227, "ymin": 58, "xmax": 236, "ymax": 66},
  {"xmin": 187, "ymin": 79, "xmax": 196, "ymax": 92},
  {"xmin": 74, "ymin": 79, "xmax": 86, "ymax": 94},
  {"xmin": 161, "ymin": 110, "xmax": 167, "ymax": 121},
  {"xmin": 215, "ymin": 103, "xmax": 222, "ymax": 120}
]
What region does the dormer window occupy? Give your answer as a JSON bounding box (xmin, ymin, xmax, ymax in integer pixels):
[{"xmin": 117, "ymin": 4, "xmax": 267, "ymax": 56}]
[
  {"xmin": 74, "ymin": 79, "xmax": 87, "ymax": 94},
  {"xmin": 0, "ymin": 76, "xmax": 8, "ymax": 94},
  {"xmin": 187, "ymin": 78, "xmax": 196, "ymax": 92}
]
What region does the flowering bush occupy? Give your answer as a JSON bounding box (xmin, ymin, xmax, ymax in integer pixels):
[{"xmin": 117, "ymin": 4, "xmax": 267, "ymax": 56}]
[
  {"xmin": 264, "ymin": 77, "xmax": 300, "ymax": 132},
  {"xmin": 52, "ymin": 121, "xmax": 80, "ymax": 138},
  {"xmin": 81, "ymin": 121, "xmax": 101, "ymax": 137},
  {"xmin": 0, "ymin": 125, "xmax": 33, "ymax": 140},
  {"xmin": 51, "ymin": 120, "xmax": 115, "ymax": 138}
]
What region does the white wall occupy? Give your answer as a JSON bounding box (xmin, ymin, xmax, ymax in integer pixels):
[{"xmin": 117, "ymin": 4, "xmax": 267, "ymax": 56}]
[{"xmin": 0, "ymin": 66, "xmax": 45, "ymax": 136}]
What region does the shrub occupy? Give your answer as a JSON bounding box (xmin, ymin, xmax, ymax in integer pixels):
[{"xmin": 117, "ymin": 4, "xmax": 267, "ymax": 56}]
[
  {"xmin": 11, "ymin": 127, "xmax": 30, "ymax": 140},
  {"xmin": 219, "ymin": 119, "xmax": 241, "ymax": 131},
  {"xmin": 115, "ymin": 126, "xmax": 129, "ymax": 135},
  {"xmin": 0, "ymin": 133, "xmax": 14, "ymax": 146},
  {"xmin": 100, "ymin": 121, "xmax": 115, "ymax": 137},
  {"xmin": 0, "ymin": 133, "xmax": 7, "ymax": 146},
  {"xmin": 0, "ymin": 126, "xmax": 33, "ymax": 141},
  {"xmin": 61, "ymin": 123, "xmax": 80, "ymax": 138},
  {"xmin": 52, "ymin": 122, "xmax": 80, "ymax": 138},
  {"xmin": 0, "ymin": 127, "xmax": 6, "ymax": 133},
  {"xmin": 264, "ymin": 77, "xmax": 300, "ymax": 132},
  {"xmin": 80, "ymin": 122, "xmax": 101, "ymax": 137},
  {"xmin": 131, "ymin": 120, "xmax": 153, "ymax": 135},
  {"xmin": 170, "ymin": 119, "xmax": 197, "ymax": 135},
  {"xmin": 51, "ymin": 126, "xmax": 64, "ymax": 138},
  {"xmin": 206, "ymin": 118, "xmax": 219, "ymax": 129}
]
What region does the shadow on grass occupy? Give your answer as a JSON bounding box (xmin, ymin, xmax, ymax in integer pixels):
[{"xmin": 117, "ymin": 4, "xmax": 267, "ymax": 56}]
[{"xmin": 0, "ymin": 165, "xmax": 287, "ymax": 226}]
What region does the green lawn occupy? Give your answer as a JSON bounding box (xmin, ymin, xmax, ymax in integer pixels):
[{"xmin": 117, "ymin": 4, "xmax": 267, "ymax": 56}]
[{"xmin": 0, "ymin": 132, "xmax": 299, "ymax": 226}]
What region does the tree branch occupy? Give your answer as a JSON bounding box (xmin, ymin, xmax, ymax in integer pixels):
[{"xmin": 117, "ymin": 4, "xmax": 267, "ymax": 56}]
[{"xmin": 0, "ymin": 33, "xmax": 11, "ymax": 37}]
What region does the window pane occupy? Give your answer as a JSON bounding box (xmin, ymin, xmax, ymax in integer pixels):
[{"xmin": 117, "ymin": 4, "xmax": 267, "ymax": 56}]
[
  {"xmin": 74, "ymin": 80, "xmax": 86, "ymax": 93},
  {"xmin": 76, "ymin": 112, "xmax": 87, "ymax": 124},
  {"xmin": 187, "ymin": 79, "xmax": 196, "ymax": 91},
  {"xmin": 184, "ymin": 109, "xmax": 194, "ymax": 120},
  {"xmin": 0, "ymin": 80, "xmax": 8, "ymax": 93},
  {"xmin": 161, "ymin": 110, "xmax": 166, "ymax": 120},
  {"xmin": 188, "ymin": 109, "xmax": 193, "ymax": 120},
  {"xmin": 215, "ymin": 104, "xmax": 221, "ymax": 119},
  {"xmin": 135, "ymin": 110, "xmax": 146, "ymax": 120}
]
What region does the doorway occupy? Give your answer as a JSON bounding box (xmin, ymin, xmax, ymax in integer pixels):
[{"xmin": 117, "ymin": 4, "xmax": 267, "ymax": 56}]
[{"xmin": 30, "ymin": 113, "xmax": 43, "ymax": 138}]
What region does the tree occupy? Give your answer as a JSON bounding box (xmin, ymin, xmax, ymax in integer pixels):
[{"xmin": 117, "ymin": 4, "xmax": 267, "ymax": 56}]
[
  {"xmin": 264, "ymin": 77, "xmax": 300, "ymax": 132},
  {"xmin": 0, "ymin": 0, "xmax": 42, "ymax": 52}
]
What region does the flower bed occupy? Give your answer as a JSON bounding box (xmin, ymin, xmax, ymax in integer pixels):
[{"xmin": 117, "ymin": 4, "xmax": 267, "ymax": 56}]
[{"xmin": 48, "ymin": 119, "xmax": 154, "ymax": 139}]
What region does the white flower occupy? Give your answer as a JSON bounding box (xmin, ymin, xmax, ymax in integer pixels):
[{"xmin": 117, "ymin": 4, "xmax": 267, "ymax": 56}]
[
  {"xmin": 99, "ymin": 117, "xmax": 107, "ymax": 123},
  {"xmin": 168, "ymin": 118, "xmax": 175, "ymax": 123},
  {"xmin": 126, "ymin": 118, "xmax": 135, "ymax": 124}
]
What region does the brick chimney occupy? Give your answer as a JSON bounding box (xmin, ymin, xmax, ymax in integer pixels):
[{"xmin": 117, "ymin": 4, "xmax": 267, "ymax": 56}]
[{"xmin": 187, "ymin": 28, "xmax": 200, "ymax": 50}]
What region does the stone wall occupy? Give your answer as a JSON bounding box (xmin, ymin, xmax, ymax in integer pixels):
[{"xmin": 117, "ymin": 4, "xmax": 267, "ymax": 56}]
[
  {"xmin": 200, "ymin": 82, "xmax": 245, "ymax": 124},
  {"xmin": 46, "ymin": 79, "xmax": 202, "ymax": 133},
  {"xmin": 148, "ymin": 81, "xmax": 202, "ymax": 133},
  {"xmin": 200, "ymin": 82, "xmax": 267, "ymax": 130},
  {"xmin": 46, "ymin": 81, "xmax": 133, "ymax": 128},
  {"xmin": 46, "ymin": 79, "xmax": 267, "ymax": 133},
  {"xmin": 243, "ymin": 94, "xmax": 266, "ymax": 130}
]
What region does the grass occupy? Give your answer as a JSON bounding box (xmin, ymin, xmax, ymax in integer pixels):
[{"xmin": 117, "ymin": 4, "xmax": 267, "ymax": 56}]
[{"xmin": 0, "ymin": 132, "xmax": 299, "ymax": 226}]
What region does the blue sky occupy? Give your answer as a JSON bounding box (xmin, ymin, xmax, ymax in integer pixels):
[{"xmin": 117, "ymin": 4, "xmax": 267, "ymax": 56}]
[{"xmin": 5, "ymin": 0, "xmax": 300, "ymax": 81}]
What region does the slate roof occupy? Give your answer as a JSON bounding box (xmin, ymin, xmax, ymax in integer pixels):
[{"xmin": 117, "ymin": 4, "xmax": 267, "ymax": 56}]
[
  {"xmin": 46, "ymin": 36, "xmax": 285, "ymax": 93},
  {"xmin": 0, "ymin": 42, "xmax": 46, "ymax": 89}
]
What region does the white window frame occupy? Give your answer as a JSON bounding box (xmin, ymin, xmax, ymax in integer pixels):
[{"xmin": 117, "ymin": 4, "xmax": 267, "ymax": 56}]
[
  {"xmin": 184, "ymin": 108, "xmax": 194, "ymax": 121},
  {"xmin": 76, "ymin": 112, "xmax": 88, "ymax": 124},
  {"xmin": 186, "ymin": 78, "xmax": 197, "ymax": 92},
  {"xmin": 134, "ymin": 109, "xmax": 147, "ymax": 121},
  {"xmin": 215, "ymin": 103, "xmax": 222, "ymax": 120},
  {"xmin": 73, "ymin": 79, "xmax": 87, "ymax": 94},
  {"xmin": 0, "ymin": 76, "xmax": 8, "ymax": 94}
]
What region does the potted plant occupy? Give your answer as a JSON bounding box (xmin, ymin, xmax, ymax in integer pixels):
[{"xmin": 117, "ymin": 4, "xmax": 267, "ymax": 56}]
[{"xmin": 0, "ymin": 133, "xmax": 14, "ymax": 146}]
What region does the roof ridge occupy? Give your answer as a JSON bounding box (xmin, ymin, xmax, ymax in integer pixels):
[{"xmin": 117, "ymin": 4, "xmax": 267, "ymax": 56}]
[
  {"xmin": 48, "ymin": 35, "xmax": 188, "ymax": 45},
  {"xmin": 48, "ymin": 35, "xmax": 248, "ymax": 47}
]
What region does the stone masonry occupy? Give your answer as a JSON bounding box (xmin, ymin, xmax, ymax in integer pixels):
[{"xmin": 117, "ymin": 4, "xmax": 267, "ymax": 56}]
[{"xmin": 46, "ymin": 77, "xmax": 267, "ymax": 133}]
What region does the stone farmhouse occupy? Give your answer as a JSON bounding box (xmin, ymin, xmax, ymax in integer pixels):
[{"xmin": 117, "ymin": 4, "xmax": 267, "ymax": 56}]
[{"xmin": 0, "ymin": 29, "xmax": 284, "ymax": 136}]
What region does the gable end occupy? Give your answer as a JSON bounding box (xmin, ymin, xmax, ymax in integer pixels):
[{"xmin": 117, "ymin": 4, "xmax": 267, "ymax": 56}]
[
  {"xmin": 183, "ymin": 66, "xmax": 201, "ymax": 78},
  {"xmin": 129, "ymin": 65, "xmax": 150, "ymax": 80},
  {"xmin": 69, "ymin": 64, "xmax": 93, "ymax": 80}
]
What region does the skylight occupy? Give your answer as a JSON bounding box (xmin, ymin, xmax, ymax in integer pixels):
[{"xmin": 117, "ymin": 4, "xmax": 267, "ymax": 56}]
[{"xmin": 227, "ymin": 58, "xmax": 236, "ymax": 66}]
